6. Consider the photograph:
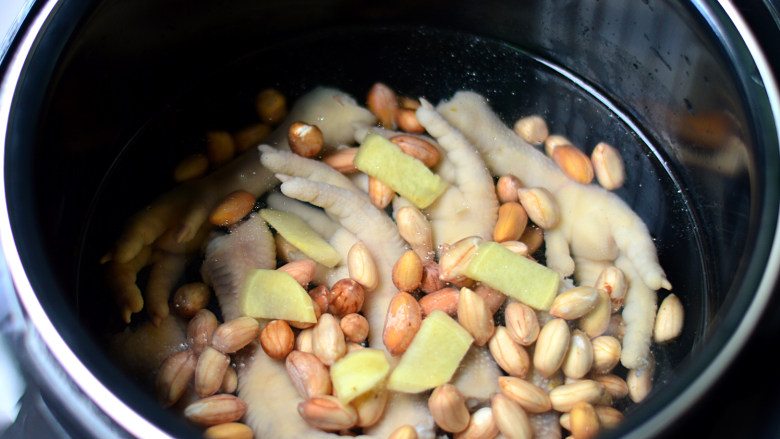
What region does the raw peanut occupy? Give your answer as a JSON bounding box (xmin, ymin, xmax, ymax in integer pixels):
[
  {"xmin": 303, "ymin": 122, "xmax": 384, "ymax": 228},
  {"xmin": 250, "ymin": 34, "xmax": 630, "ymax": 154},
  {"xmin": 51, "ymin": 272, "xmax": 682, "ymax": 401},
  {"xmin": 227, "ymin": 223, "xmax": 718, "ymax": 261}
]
[
  {"xmin": 395, "ymin": 108, "xmax": 425, "ymax": 134},
  {"xmin": 496, "ymin": 175, "xmax": 523, "ymax": 203},
  {"xmin": 206, "ymin": 131, "xmax": 236, "ymax": 168},
  {"xmin": 286, "ymin": 350, "xmax": 332, "ymax": 400},
  {"xmin": 498, "ymin": 376, "xmax": 552, "ymax": 413},
  {"xmin": 439, "ymin": 236, "xmax": 482, "ymax": 282},
  {"xmin": 552, "ymin": 144, "xmax": 594, "ymax": 184},
  {"xmin": 288, "ymin": 121, "xmax": 324, "ymax": 158},
  {"xmin": 513, "ymin": 115, "xmax": 549, "ymax": 145},
  {"xmin": 275, "ymin": 234, "xmax": 301, "ymax": 263},
  {"xmin": 390, "ymin": 135, "xmax": 440, "ymax": 167},
  {"xmin": 298, "ymin": 395, "xmax": 357, "ymax": 431},
  {"xmin": 353, "ymin": 386, "xmax": 389, "ymax": 428},
  {"xmin": 156, "ymin": 350, "xmax": 197, "ymax": 408},
  {"xmin": 570, "ymin": 401, "xmax": 600, "ymax": 439},
  {"xmin": 518, "ymin": 187, "xmax": 560, "ymax": 229},
  {"xmin": 289, "ymin": 300, "xmax": 322, "ymax": 330},
  {"xmin": 367, "ymin": 82, "xmax": 398, "ymax": 128},
  {"xmin": 504, "ymin": 301, "xmax": 539, "ymax": 346},
  {"xmin": 606, "ymin": 313, "xmax": 626, "ymax": 341},
  {"xmin": 312, "ymin": 313, "xmax": 347, "ymax": 366},
  {"xmin": 419, "ymin": 287, "xmax": 460, "ymax": 317},
  {"xmin": 184, "ymin": 394, "xmax": 248, "ymax": 426},
  {"xmin": 322, "ymin": 147, "xmax": 360, "ymax": 173},
  {"xmin": 549, "ymin": 380, "xmax": 605, "ymax": 412},
  {"xmin": 328, "ymin": 279, "xmax": 365, "ymax": 317},
  {"xmin": 393, "ymin": 249, "xmax": 423, "ymax": 292},
  {"xmin": 255, "ymin": 88, "xmax": 287, "ymax": 124},
  {"xmin": 233, "ymin": 122, "xmax": 271, "ymax": 153},
  {"xmin": 347, "ymin": 242, "xmax": 379, "ymax": 291},
  {"xmin": 654, "ymin": 293, "xmax": 684, "ymax": 343},
  {"xmin": 500, "ymin": 240, "xmax": 529, "ymax": 257},
  {"xmin": 368, "ymin": 176, "xmax": 395, "ymax": 209},
  {"xmin": 519, "ymin": 224, "xmax": 544, "ymax": 255},
  {"xmin": 220, "ymin": 366, "xmax": 238, "ymax": 394},
  {"xmin": 549, "ymin": 286, "xmax": 599, "ymax": 320},
  {"xmin": 591, "ymin": 141, "xmax": 626, "ymax": 190},
  {"xmin": 593, "ymin": 374, "xmax": 629, "ymax": 399},
  {"xmin": 308, "ymin": 285, "xmax": 330, "ymax": 314},
  {"xmin": 544, "ymin": 134, "xmax": 573, "ymax": 157},
  {"xmin": 428, "ymin": 384, "xmax": 470, "ymax": 433},
  {"xmin": 173, "ymin": 153, "xmax": 209, "ymax": 182},
  {"xmin": 340, "ymin": 313, "xmax": 369, "ymax": 343},
  {"xmin": 296, "ymin": 328, "xmax": 314, "ymax": 353},
  {"xmin": 595, "ymin": 405, "xmax": 625, "ymax": 429},
  {"xmin": 457, "ymin": 287, "xmax": 495, "ymax": 346},
  {"xmin": 488, "ymin": 326, "xmax": 530, "ymax": 378},
  {"xmin": 559, "ymin": 412, "xmax": 572, "ymax": 431},
  {"xmin": 595, "ymin": 266, "xmax": 628, "ymax": 313},
  {"xmin": 420, "ymin": 262, "xmax": 447, "ymax": 294},
  {"xmin": 454, "ymin": 406, "xmax": 499, "ymax": 439},
  {"xmin": 561, "ymin": 330, "xmax": 593, "ymax": 379},
  {"xmin": 346, "ymin": 342, "xmax": 365, "ymax": 353},
  {"xmin": 578, "ymin": 289, "xmax": 611, "ymax": 338},
  {"xmin": 172, "ymin": 282, "xmax": 211, "ymax": 318},
  {"xmin": 211, "ymin": 316, "xmax": 261, "ymax": 354},
  {"xmin": 491, "ymin": 393, "xmax": 533, "ymax": 439},
  {"xmin": 203, "ymin": 422, "xmax": 253, "ymax": 439},
  {"xmin": 398, "ymin": 96, "xmax": 421, "ymax": 110},
  {"xmin": 259, "ymin": 319, "xmax": 295, "ymax": 359},
  {"xmin": 383, "ymin": 292, "xmax": 422, "ymax": 356},
  {"xmin": 473, "ymin": 284, "xmax": 506, "ymax": 315},
  {"xmin": 389, "ymin": 424, "xmax": 418, "ymax": 439},
  {"xmin": 396, "ymin": 205, "xmax": 434, "ymax": 261},
  {"xmin": 188, "ymin": 309, "xmax": 219, "ymax": 355},
  {"xmin": 590, "ymin": 336, "xmax": 622, "ymax": 374},
  {"xmin": 277, "ymin": 259, "xmax": 317, "ymax": 287},
  {"xmin": 627, "ymin": 363, "xmax": 654, "ymax": 403},
  {"xmin": 208, "ymin": 190, "xmax": 256, "ymax": 226},
  {"xmin": 493, "ymin": 202, "xmax": 529, "ymax": 242},
  {"xmin": 533, "ymin": 318, "xmax": 571, "ymax": 378},
  {"xmin": 195, "ymin": 346, "xmax": 231, "ymax": 397}
]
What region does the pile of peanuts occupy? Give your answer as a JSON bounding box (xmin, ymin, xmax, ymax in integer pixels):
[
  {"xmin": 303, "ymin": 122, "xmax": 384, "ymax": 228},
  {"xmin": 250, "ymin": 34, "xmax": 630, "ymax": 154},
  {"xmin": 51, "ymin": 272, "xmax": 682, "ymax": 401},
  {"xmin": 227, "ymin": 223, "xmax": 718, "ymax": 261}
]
[{"xmin": 156, "ymin": 83, "xmax": 685, "ymax": 439}]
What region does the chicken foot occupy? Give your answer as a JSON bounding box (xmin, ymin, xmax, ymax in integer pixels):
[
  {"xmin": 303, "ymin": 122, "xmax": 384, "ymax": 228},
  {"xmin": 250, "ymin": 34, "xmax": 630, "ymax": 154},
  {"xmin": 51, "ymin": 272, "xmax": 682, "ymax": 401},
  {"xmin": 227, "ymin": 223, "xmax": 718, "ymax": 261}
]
[{"xmin": 435, "ymin": 91, "xmax": 670, "ymax": 370}]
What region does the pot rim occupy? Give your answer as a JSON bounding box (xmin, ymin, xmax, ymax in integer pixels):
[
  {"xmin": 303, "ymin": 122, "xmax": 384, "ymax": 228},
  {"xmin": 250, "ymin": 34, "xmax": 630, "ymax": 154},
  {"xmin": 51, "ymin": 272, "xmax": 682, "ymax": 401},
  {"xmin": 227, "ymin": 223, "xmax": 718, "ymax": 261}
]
[{"xmin": 1, "ymin": 1, "xmax": 778, "ymax": 438}]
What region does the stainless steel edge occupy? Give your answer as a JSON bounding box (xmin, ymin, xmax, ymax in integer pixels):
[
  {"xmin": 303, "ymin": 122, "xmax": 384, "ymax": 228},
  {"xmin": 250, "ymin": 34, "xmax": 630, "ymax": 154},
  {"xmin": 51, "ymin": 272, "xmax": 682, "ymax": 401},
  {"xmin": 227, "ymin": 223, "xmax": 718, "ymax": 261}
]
[
  {"xmin": 0, "ymin": 1, "xmax": 175, "ymax": 438},
  {"xmin": 625, "ymin": 0, "xmax": 780, "ymax": 437}
]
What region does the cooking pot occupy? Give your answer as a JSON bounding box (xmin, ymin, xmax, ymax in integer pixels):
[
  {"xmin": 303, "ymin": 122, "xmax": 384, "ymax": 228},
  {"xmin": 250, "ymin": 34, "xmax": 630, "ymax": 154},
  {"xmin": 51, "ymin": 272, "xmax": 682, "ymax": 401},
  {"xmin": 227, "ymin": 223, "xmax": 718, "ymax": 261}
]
[{"xmin": 1, "ymin": 0, "xmax": 778, "ymax": 437}]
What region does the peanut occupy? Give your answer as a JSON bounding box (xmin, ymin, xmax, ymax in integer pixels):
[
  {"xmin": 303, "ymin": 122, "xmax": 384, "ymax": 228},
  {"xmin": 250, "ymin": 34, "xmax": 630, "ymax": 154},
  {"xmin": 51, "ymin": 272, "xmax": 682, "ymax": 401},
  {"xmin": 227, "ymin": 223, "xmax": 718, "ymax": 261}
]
[
  {"xmin": 312, "ymin": 313, "xmax": 346, "ymax": 366},
  {"xmin": 570, "ymin": 401, "xmax": 600, "ymax": 439},
  {"xmin": 654, "ymin": 293, "xmax": 684, "ymax": 343},
  {"xmin": 208, "ymin": 190, "xmax": 256, "ymax": 227},
  {"xmin": 203, "ymin": 422, "xmax": 253, "ymax": 439},
  {"xmin": 367, "ymin": 82, "xmax": 398, "ymax": 128},
  {"xmin": 533, "ymin": 318, "xmax": 571, "ymax": 378},
  {"xmin": 395, "ymin": 108, "xmax": 425, "ymax": 134},
  {"xmin": 368, "ymin": 176, "xmax": 395, "ymax": 209},
  {"xmin": 561, "ymin": 330, "xmax": 593, "ymax": 379},
  {"xmin": 457, "ymin": 287, "xmax": 495, "ymax": 346},
  {"xmin": 454, "ymin": 406, "xmax": 499, "ymax": 439},
  {"xmin": 544, "ymin": 134, "xmax": 573, "ymax": 157},
  {"xmin": 591, "ymin": 335, "xmax": 622, "ymax": 374},
  {"xmin": 473, "ymin": 284, "xmax": 506, "ymax": 315},
  {"xmin": 549, "ymin": 286, "xmax": 599, "ymax": 320},
  {"xmin": 211, "ymin": 316, "xmax": 260, "ymax": 354},
  {"xmin": 353, "ymin": 386, "xmax": 389, "ymax": 428},
  {"xmin": 552, "ymin": 144, "xmax": 594, "ymax": 184},
  {"xmin": 188, "ymin": 309, "xmax": 219, "ymax": 356},
  {"xmin": 322, "ymin": 147, "xmax": 359, "ymax": 174},
  {"xmin": 286, "ymin": 350, "xmax": 332, "ymax": 400},
  {"xmin": 206, "ymin": 131, "xmax": 236, "ymax": 168},
  {"xmin": 277, "ymin": 259, "xmax": 317, "ymax": 287},
  {"xmin": 595, "ymin": 266, "xmax": 628, "ymax": 313},
  {"xmin": 347, "ymin": 242, "xmax": 379, "ymax": 291},
  {"xmin": 184, "ymin": 394, "xmax": 247, "ymax": 426},
  {"xmin": 288, "ymin": 121, "xmax": 323, "ymax": 158},
  {"xmin": 340, "ymin": 313, "xmax": 369, "ymax": 343},
  {"xmin": 255, "ymin": 88, "xmax": 287, "ymax": 124},
  {"xmin": 513, "ymin": 115, "xmax": 549, "ymax": 145},
  {"xmin": 591, "ymin": 141, "xmax": 626, "ymax": 190},
  {"xmin": 173, "ymin": 153, "xmax": 209, "ymax": 182},
  {"xmin": 498, "ymin": 376, "xmax": 551, "ymax": 414},
  {"xmin": 259, "ymin": 319, "xmax": 295, "ymax": 360},
  {"xmin": 429, "ymin": 384, "xmax": 470, "ymax": 433},
  {"xmin": 419, "ymin": 262, "xmax": 447, "ymax": 294},
  {"xmin": 419, "ymin": 287, "xmax": 460, "ymax": 317},
  {"xmin": 393, "ymin": 249, "xmax": 423, "ymax": 292},
  {"xmin": 488, "ymin": 326, "xmax": 530, "ymax": 378},
  {"xmin": 383, "ymin": 292, "xmax": 422, "ymax": 356},
  {"xmin": 390, "ymin": 135, "xmax": 440, "ymax": 167},
  {"xmin": 328, "ymin": 279, "xmax": 365, "ymax": 317},
  {"xmin": 518, "ymin": 187, "xmax": 560, "ymax": 229},
  {"xmin": 156, "ymin": 350, "xmax": 197, "ymax": 408},
  {"xmin": 504, "ymin": 301, "xmax": 539, "ymax": 346},
  {"xmin": 195, "ymin": 346, "xmax": 230, "ymax": 398},
  {"xmin": 172, "ymin": 282, "xmax": 211, "ymax": 319},
  {"xmin": 491, "ymin": 393, "xmax": 533, "ymax": 439},
  {"xmin": 396, "ymin": 205, "xmax": 434, "ymax": 261},
  {"xmin": 493, "ymin": 201, "xmax": 529, "ymax": 242},
  {"xmin": 298, "ymin": 395, "xmax": 357, "ymax": 431},
  {"xmin": 233, "ymin": 122, "xmax": 271, "ymax": 153}
]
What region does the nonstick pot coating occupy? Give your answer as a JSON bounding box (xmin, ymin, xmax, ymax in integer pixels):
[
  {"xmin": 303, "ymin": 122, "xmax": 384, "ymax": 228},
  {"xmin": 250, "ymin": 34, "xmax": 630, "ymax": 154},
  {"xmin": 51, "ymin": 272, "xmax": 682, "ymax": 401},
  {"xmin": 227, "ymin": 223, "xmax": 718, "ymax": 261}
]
[{"xmin": 3, "ymin": 0, "xmax": 776, "ymax": 437}]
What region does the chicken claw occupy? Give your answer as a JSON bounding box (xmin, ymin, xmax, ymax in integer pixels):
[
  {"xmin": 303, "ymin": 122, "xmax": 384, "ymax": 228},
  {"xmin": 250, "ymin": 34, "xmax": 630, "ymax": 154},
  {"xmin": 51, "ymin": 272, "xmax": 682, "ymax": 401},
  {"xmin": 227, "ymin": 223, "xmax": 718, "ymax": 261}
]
[{"xmin": 436, "ymin": 91, "xmax": 671, "ymax": 370}]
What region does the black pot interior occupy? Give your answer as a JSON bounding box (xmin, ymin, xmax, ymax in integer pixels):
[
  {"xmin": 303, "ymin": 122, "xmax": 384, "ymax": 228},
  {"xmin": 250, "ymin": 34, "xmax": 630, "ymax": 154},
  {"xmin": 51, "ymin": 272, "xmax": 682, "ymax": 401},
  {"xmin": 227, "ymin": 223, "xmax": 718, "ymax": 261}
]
[{"xmin": 5, "ymin": 0, "xmax": 777, "ymax": 437}]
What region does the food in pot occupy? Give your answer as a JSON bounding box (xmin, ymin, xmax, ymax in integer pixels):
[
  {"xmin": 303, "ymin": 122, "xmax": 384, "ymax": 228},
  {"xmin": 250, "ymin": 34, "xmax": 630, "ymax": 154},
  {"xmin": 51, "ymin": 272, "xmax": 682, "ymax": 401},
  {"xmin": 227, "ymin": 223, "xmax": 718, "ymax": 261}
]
[{"xmin": 103, "ymin": 83, "xmax": 680, "ymax": 438}]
